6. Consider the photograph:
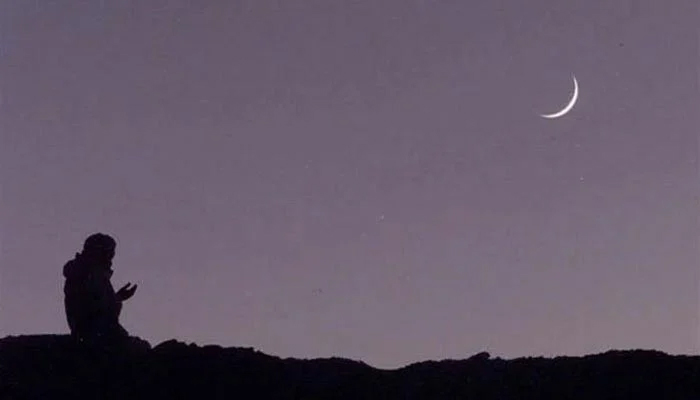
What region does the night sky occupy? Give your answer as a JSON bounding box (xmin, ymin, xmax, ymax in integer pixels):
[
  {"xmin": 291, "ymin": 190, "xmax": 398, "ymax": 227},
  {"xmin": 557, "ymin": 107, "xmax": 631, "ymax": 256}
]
[{"xmin": 1, "ymin": 1, "xmax": 698, "ymax": 369}]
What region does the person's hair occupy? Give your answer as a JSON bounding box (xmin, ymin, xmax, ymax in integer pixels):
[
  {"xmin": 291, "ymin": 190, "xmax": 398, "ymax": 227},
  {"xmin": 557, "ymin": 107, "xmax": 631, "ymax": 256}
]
[{"xmin": 82, "ymin": 233, "xmax": 116, "ymax": 254}]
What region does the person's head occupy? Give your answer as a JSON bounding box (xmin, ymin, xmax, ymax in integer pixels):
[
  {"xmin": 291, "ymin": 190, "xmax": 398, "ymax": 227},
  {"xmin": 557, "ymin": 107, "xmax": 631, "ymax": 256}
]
[{"xmin": 82, "ymin": 233, "xmax": 116, "ymax": 265}]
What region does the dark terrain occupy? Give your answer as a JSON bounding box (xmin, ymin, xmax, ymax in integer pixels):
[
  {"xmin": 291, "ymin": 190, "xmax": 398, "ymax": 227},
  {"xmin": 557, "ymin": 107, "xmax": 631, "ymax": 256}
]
[{"xmin": 2, "ymin": 334, "xmax": 699, "ymax": 399}]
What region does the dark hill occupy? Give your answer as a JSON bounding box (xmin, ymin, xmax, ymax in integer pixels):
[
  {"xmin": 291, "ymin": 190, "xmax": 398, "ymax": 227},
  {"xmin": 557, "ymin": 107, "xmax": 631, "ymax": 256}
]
[{"xmin": 2, "ymin": 335, "xmax": 700, "ymax": 399}]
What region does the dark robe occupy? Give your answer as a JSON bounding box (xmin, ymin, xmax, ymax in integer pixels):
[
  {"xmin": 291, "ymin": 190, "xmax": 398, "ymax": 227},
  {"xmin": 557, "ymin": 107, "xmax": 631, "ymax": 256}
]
[{"xmin": 63, "ymin": 252, "xmax": 128, "ymax": 345}]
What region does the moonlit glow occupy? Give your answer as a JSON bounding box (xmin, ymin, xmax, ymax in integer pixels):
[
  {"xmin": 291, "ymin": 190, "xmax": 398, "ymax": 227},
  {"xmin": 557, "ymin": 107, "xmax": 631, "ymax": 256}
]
[{"xmin": 540, "ymin": 74, "xmax": 579, "ymax": 119}]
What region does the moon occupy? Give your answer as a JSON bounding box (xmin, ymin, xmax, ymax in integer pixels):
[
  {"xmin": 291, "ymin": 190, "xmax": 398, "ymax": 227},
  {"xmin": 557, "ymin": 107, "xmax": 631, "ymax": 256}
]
[{"xmin": 540, "ymin": 74, "xmax": 579, "ymax": 119}]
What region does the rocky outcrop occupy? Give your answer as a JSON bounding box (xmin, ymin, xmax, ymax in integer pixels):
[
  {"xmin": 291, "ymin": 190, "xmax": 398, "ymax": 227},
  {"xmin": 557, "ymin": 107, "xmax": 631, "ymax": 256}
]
[{"xmin": 2, "ymin": 335, "xmax": 700, "ymax": 399}]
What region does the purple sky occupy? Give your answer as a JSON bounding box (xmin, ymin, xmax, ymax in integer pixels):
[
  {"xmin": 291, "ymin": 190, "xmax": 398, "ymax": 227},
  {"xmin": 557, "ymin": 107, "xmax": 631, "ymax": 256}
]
[{"xmin": 1, "ymin": 0, "xmax": 698, "ymax": 369}]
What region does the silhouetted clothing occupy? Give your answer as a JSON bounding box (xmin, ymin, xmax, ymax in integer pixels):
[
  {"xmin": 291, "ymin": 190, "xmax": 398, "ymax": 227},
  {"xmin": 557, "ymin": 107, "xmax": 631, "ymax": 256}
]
[{"xmin": 63, "ymin": 252, "xmax": 128, "ymax": 345}]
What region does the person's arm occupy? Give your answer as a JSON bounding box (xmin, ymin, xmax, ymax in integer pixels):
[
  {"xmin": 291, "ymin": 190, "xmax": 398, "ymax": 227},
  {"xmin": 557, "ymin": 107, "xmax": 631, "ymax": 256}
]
[
  {"xmin": 99, "ymin": 289, "xmax": 121, "ymax": 322},
  {"xmin": 116, "ymin": 282, "xmax": 138, "ymax": 302}
]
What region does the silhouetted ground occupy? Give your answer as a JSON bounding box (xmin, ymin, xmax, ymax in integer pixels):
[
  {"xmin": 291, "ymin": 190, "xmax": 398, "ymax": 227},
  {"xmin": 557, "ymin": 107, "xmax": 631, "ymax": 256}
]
[{"xmin": 2, "ymin": 335, "xmax": 700, "ymax": 399}]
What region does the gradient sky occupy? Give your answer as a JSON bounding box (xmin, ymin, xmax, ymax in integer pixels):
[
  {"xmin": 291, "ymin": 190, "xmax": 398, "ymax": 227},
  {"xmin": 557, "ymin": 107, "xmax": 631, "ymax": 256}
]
[{"xmin": 1, "ymin": 0, "xmax": 698, "ymax": 369}]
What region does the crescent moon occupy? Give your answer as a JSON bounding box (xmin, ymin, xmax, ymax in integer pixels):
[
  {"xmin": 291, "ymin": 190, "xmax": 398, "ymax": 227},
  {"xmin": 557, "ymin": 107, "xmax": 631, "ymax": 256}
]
[{"xmin": 540, "ymin": 74, "xmax": 579, "ymax": 119}]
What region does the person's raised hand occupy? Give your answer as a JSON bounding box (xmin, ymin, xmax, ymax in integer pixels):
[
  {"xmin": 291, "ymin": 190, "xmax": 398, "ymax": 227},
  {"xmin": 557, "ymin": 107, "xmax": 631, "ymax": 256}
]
[{"xmin": 116, "ymin": 282, "xmax": 138, "ymax": 301}]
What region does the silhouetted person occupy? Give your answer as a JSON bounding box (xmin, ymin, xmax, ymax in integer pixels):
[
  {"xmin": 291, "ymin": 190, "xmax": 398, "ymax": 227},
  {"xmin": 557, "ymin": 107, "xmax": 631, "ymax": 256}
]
[{"xmin": 63, "ymin": 233, "xmax": 137, "ymax": 348}]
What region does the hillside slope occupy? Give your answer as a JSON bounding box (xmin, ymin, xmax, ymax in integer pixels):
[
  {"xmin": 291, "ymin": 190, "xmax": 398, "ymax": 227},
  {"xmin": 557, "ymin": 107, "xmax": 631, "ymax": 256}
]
[{"xmin": 1, "ymin": 335, "xmax": 699, "ymax": 399}]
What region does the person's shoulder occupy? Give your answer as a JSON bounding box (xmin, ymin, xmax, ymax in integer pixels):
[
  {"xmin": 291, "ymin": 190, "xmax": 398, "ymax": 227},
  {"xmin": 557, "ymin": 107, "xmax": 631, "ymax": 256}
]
[{"xmin": 62, "ymin": 253, "xmax": 85, "ymax": 278}]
